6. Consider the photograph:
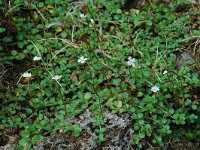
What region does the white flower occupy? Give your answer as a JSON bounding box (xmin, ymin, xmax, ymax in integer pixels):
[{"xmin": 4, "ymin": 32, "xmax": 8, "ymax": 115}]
[
  {"xmin": 52, "ymin": 75, "xmax": 62, "ymax": 81},
  {"xmin": 163, "ymin": 70, "xmax": 168, "ymax": 74},
  {"xmin": 151, "ymin": 86, "xmax": 160, "ymax": 93},
  {"xmin": 78, "ymin": 56, "xmax": 87, "ymax": 64},
  {"xmin": 127, "ymin": 56, "xmax": 136, "ymax": 67},
  {"xmin": 80, "ymin": 13, "xmax": 86, "ymax": 18},
  {"xmin": 90, "ymin": 19, "xmax": 94, "ymax": 24},
  {"xmin": 22, "ymin": 72, "xmax": 32, "ymax": 78},
  {"xmin": 33, "ymin": 56, "xmax": 42, "ymax": 61}
]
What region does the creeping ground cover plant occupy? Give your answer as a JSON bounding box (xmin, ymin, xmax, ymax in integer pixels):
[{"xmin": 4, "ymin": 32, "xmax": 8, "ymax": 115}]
[{"xmin": 0, "ymin": 0, "xmax": 200, "ymax": 149}]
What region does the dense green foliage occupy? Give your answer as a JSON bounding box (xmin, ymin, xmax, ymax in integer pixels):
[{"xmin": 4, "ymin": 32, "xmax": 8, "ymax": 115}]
[{"xmin": 0, "ymin": 0, "xmax": 200, "ymax": 149}]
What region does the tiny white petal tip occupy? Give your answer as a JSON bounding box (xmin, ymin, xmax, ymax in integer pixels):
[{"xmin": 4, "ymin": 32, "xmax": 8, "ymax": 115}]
[
  {"xmin": 52, "ymin": 75, "xmax": 62, "ymax": 81},
  {"xmin": 127, "ymin": 56, "xmax": 136, "ymax": 67},
  {"xmin": 22, "ymin": 72, "xmax": 32, "ymax": 78},
  {"xmin": 78, "ymin": 56, "xmax": 87, "ymax": 64},
  {"xmin": 33, "ymin": 56, "xmax": 42, "ymax": 61},
  {"xmin": 80, "ymin": 13, "xmax": 86, "ymax": 18},
  {"xmin": 151, "ymin": 86, "xmax": 160, "ymax": 93},
  {"xmin": 163, "ymin": 70, "xmax": 168, "ymax": 74},
  {"xmin": 90, "ymin": 19, "xmax": 94, "ymax": 24}
]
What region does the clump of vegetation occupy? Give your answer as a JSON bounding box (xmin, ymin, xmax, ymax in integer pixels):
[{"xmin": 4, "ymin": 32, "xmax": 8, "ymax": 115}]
[{"xmin": 0, "ymin": 0, "xmax": 200, "ymax": 149}]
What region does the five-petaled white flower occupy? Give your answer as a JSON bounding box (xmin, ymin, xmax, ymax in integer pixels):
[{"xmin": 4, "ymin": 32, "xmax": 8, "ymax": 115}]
[
  {"xmin": 151, "ymin": 86, "xmax": 160, "ymax": 93},
  {"xmin": 127, "ymin": 56, "xmax": 136, "ymax": 67},
  {"xmin": 33, "ymin": 56, "xmax": 42, "ymax": 61},
  {"xmin": 22, "ymin": 72, "xmax": 32, "ymax": 78},
  {"xmin": 163, "ymin": 70, "xmax": 168, "ymax": 74},
  {"xmin": 52, "ymin": 75, "xmax": 62, "ymax": 81},
  {"xmin": 78, "ymin": 56, "xmax": 87, "ymax": 64}
]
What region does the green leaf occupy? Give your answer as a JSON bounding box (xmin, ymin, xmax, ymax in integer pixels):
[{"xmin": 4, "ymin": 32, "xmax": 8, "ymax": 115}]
[
  {"xmin": 44, "ymin": 124, "xmax": 51, "ymax": 130},
  {"xmin": 112, "ymin": 78, "xmax": 121, "ymax": 85},
  {"xmin": 3, "ymin": 37, "xmax": 12, "ymax": 43},
  {"xmin": 38, "ymin": 113, "xmax": 43, "ymax": 120},
  {"xmin": 192, "ymin": 105, "xmax": 197, "ymax": 110},
  {"xmin": 169, "ymin": 108, "xmax": 174, "ymax": 115},
  {"xmin": 40, "ymin": 120, "xmax": 47, "ymax": 126},
  {"xmin": 130, "ymin": 107, "xmax": 135, "ymax": 113},
  {"xmin": 185, "ymin": 99, "xmax": 191, "ymax": 106},
  {"xmin": 17, "ymin": 42, "xmax": 24, "ymax": 49},
  {"xmin": 19, "ymin": 139, "xmax": 28, "ymax": 147},
  {"xmin": 0, "ymin": 27, "xmax": 6, "ymax": 33},
  {"xmin": 61, "ymin": 31, "xmax": 67, "ymax": 38},
  {"xmin": 31, "ymin": 135, "xmax": 44, "ymax": 144},
  {"xmin": 32, "ymin": 98, "xmax": 40, "ymax": 104},
  {"xmin": 73, "ymin": 124, "xmax": 82, "ymax": 137},
  {"xmin": 16, "ymin": 33, "xmax": 24, "ymax": 41},
  {"xmin": 137, "ymin": 92, "xmax": 144, "ymax": 97},
  {"xmin": 11, "ymin": 50, "xmax": 18, "ymax": 56},
  {"xmin": 84, "ymin": 92, "xmax": 92, "ymax": 100},
  {"xmin": 146, "ymin": 104, "xmax": 154, "ymax": 111},
  {"xmin": 138, "ymin": 113, "xmax": 143, "ymax": 119},
  {"xmin": 134, "ymin": 123, "xmax": 140, "ymax": 130},
  {"xmin": 16, "ymin": 53, "xmax": 25, "ymax": 60},
  {"xmin": 98, "ymin": 133, "xmax": 106, "ymax": 142},
  {"xmin": 138, "ymin": 132, "xmax": 145, "ymax": 138},
  {"xmin": 37, "ymin": 2, "xmax": 44, "ymax": 7}
]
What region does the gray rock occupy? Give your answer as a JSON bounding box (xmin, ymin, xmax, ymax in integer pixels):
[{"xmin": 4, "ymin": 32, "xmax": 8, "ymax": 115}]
[{"xmin": 0, "ymin": 144, "xmax": 15, "ymax": 150}]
